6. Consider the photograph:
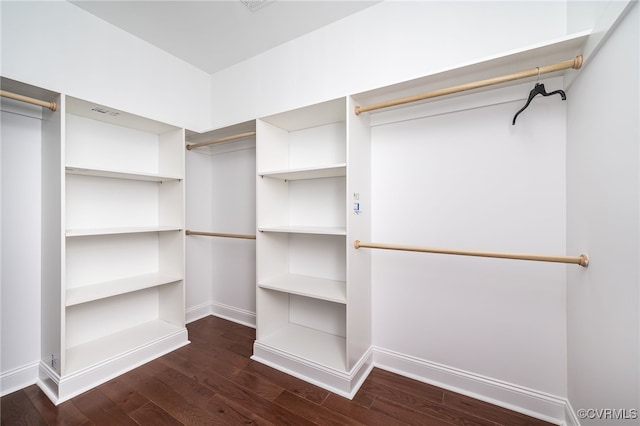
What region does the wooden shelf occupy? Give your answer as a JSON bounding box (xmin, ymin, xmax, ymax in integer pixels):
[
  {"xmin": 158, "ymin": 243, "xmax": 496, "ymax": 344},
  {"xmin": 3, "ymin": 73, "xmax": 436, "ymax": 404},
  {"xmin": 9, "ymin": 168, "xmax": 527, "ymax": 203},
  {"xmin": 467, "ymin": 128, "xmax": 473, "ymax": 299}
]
[
  {"xmin": 66, "ymin": 273, "xmax": 183, "ymax": 307},
  {"xmin": 66, "ymin": 165, "xmax": 181, "ymax": 182},
  {"xmin": 258, "ymin": 323, "xmax": 346, "ymax": 372},
  {"xmin": 66, "ymin": 226, "xmax": 182, "ymax": 237},
  {"xmin": 259, "ymin": 164, "xmax": 346, "ymax": 181},
  {"xmin": 258, "ymin": 226, "xmax": 346, "ymax": 236},
  {"xmin": 64, "ymin": 320, "xmax": 184, "ymax": 374},
  {"xmin": 259, "ymin": 274, "xmax": 346, "ymax": 304}
]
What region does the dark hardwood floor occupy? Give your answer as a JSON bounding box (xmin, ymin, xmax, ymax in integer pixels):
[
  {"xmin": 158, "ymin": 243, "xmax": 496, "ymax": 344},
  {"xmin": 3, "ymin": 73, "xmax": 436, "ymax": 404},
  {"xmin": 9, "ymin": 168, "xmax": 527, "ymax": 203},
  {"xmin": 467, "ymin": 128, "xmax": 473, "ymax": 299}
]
[{"xmin": 1, "ymin": 316, "xmax": 555, "ymax": 425}]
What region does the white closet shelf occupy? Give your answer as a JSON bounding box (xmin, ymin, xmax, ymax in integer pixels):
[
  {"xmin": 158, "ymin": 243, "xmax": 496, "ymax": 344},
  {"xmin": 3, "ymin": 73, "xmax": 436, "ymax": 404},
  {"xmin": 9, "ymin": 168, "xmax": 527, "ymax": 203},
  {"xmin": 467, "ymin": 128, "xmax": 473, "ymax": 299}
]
[
  {"xmin": 258, "ymin": 324, "xmax": 346, "ymax": 372},
  {"xmin": 258, "ymin": 274, "xmax": 346, "ymax": 304},
  {"xmin": 259, "ymin": 164, "xmax": 346, "ymax": 180},
  {"xmin": 258, "ymin": 226, "xmax": 346, "ymax": 236},
  {"xmin": 66, "ymin": 273, "xmax": 183, "ymax": 307},
  {"xmin": 64, "ymin": 320, "xmax": 184, "ymax": 375},
  {"xmin": 66, "ymin": 226, "xmax": 182, "ymax": 237},
  {"xmin": 66, "ymin": 166, "xmax": 181, "ymax": 182}
]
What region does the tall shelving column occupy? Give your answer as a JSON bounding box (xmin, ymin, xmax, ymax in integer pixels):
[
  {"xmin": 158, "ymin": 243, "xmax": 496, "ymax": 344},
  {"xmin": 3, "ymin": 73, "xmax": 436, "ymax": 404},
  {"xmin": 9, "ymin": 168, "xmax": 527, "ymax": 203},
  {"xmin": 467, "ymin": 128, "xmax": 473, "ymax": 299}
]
[
  {"xmin": 253, "ymin": 97, "xmax": 371, "ymax": 398},
  {"xmin": 39, "ymin": 96, "xmax": 189, "ymax": 405}
]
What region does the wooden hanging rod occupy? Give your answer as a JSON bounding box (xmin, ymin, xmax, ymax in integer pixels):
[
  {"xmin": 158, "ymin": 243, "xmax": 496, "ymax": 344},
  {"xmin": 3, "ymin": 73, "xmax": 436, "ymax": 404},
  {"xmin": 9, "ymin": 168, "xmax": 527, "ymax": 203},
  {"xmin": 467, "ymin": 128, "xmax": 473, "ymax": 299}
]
[
  {"xmin": 0, "ymin": 89, "xmax": 57, "ymax": 111},
  {"xmin": 186, "ymin": 230, "xmax": 256, "ymax": 240},
  {"xmin": 354, "ymin": 55, "xmax": 583, "ymax": 115},
  {"xmin": 186, "ymin": 131, "xmax": 256, "ymax": 150},
  {"xmin": 354, "ymin": 240, "xmax": 589, "ymax": 267}
]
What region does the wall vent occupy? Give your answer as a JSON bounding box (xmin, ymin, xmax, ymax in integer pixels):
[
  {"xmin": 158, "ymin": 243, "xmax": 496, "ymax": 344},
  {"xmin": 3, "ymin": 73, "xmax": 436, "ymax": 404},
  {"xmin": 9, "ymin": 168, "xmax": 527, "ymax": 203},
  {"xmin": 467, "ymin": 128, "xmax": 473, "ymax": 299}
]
[{"xmin": 240, "ymin": 0, "xmax": 275, "ymax": 12}]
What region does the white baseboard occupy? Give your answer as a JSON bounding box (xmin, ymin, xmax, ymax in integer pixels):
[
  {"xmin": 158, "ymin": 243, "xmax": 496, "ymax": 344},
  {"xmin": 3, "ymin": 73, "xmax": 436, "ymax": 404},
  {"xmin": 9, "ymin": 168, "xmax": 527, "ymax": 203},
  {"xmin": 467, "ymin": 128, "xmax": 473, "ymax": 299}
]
[
  {"xmin": 186, "ymin": 301, "xmax": 214, "ymax": 324},
  {"xmin": 372, "ymin": 346, "xmax": 570, "ymax": 425},
  {"xmin": 564, "ymin": 399, "xmax": 581, "ymax": 426},
  {"xmin": 0, "ymin": 361, "xmax": 39, "ymax": 397},
  {"xmin": 211, "ymin": 302, "xmax": 256, "ymax": 328},
  {"xmin": 186, "ymin": 301, "xmax": 256, "ymax": 329},
  {"xmin": 37, "ymin": 328, "xmax": 189, "ymax": 405},
  {"xmin": 252, "ymin": 343, "xmax": 373, "ymax": 399}
]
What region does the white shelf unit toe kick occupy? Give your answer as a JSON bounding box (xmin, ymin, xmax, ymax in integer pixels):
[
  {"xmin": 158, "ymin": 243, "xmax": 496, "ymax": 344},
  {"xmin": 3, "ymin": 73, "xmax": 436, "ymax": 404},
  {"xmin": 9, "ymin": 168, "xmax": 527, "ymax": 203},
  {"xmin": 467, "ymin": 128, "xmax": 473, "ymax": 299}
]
[
  {"xmin": 252, "ymin": 324, "xmax": 373, "ymax": 398},
  {"xmin": 39, "ymin": 95, "xmax": 188, "ymax": 405},
  {"xmin": 64, "ymin": 319, "xmax": 185, "ymax": 374},
  {"xmin": 254, "ymin": 97, "xmax": 372, "ymax": 397},
  {"xmin": 258, "ymin": 324, "xmax": 347, "ymax": 371},
  {"xmin": 39, "ymin": 320, "xmax": 188, "ymax": 405}
]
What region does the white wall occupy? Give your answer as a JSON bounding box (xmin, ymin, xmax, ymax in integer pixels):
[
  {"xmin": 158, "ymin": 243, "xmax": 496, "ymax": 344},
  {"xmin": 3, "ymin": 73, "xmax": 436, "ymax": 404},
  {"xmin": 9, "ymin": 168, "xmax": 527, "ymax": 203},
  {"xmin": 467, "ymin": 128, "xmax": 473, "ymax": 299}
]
[
  {"xmin": 1, "ymin": 100, "xmax": 43, "ymax": 394},
  {"xmin": 0, "ymin": 1, "xmax": 211, "ymax": 131},
  {"xmin": 185, "ymin": 146, "xmax": 214, "ymax": 322},
  {"xmin": 370, "ymin": 79, "xmax": 569, "ymax": 409},
  {"xmin": 209, "ymin": 143, "xmax": 256, "ymax": 326},
  {"xmin": 568, "ymin": 1, "xmax": 613, "ymax": 33},
  {"xmin": 566, "ymin": 3, "xmax": 639, "ymax": 425},
  {"xmin": 185, "ymin": 141, "xmax": 257, "ymax": 326},
  {"xmin": 209, "ymin": 1, "xmax": 566, "ymax": 129}
]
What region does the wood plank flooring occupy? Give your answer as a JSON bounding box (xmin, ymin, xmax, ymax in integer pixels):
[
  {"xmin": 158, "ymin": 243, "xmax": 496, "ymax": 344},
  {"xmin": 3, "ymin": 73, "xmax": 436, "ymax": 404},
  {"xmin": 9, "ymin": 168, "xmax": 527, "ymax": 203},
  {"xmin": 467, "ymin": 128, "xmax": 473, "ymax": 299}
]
[{"xmin": 1, "ymin": 316, "xmax": 555, "ymax": 425}]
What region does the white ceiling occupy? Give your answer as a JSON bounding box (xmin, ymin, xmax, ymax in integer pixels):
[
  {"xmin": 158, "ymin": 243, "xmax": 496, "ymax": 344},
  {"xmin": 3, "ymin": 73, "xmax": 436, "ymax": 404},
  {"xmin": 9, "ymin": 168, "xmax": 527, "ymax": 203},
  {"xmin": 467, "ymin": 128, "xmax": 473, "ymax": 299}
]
[{"xmin": 70, "ymin": 0, "xmax": 379, "ymax": 74}]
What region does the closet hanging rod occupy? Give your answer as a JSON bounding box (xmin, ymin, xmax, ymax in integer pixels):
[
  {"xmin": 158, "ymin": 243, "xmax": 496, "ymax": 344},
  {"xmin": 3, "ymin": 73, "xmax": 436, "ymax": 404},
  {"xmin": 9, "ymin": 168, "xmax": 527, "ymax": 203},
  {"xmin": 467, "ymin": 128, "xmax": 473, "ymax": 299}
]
[
  {"xmin": 353, "ymin": 240, "xmax": 589, "ymax": 267},
  {"xmin": 186, "ymin": 230, "xmax": 256, "ymax": 240},
  {"xmin": 354, "ymin": 55, "xmax": 583, "ymax": 115},
  {"xmin": 186, "ymin": 131, "xmax": 256, "ymax": 150},
  {"xmin": 0, "ymin": 89, "xmax": 57, "ymax": 111}
]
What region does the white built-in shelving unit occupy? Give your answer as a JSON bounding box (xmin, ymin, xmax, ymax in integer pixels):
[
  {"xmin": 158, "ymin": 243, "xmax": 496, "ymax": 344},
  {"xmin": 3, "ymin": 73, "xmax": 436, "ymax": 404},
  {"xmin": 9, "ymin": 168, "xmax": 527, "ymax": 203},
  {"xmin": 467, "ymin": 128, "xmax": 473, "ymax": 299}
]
[
  {"xmin": 39, "ymin": 95, "xmax": 188, "ymax": 405},
  {"xmin": 253, "ymin": 97, "xmax": 372, "ymax": 397}
]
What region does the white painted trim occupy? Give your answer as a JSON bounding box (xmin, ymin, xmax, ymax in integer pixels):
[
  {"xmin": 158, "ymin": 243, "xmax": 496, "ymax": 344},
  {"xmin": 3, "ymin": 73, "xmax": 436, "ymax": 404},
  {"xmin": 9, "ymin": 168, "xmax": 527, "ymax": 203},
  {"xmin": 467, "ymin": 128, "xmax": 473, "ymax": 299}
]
[
  {"xmin": 210, "ymin": 301, "xmax": 256, "ymax": 329},
  {"xmin": 186, "ymin": 302, "xmax": 256, "ymax": 328},
  {"xmin": 252, "ymin": 343, "xmax": 373, "ymax": 399},
  {"xmin": 37, "ymin": 328, "xmax": 189, "ymax": 405},
  {"xmin": 186, "ymin": 301, "xmax": 214, "ymax": 324},
  {"xmin": 564, "ymin": 399, "xmax": 581, "ymax": 426},
  {"xmin": 372, "ymin": 346, "xmax": 568, "ymax": 425},
  {"xmin": 0, "ymin": 361, "xmax": 39, "ymax": 396}
]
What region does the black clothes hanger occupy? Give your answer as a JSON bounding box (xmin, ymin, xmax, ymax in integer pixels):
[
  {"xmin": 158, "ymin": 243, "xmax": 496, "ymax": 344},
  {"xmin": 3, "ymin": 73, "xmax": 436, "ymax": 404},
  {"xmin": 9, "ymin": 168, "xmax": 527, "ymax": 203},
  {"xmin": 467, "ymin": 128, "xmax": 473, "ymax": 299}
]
[{"xmin": 512, "ymin": 82, "xmax": 566, "ymax": 125}]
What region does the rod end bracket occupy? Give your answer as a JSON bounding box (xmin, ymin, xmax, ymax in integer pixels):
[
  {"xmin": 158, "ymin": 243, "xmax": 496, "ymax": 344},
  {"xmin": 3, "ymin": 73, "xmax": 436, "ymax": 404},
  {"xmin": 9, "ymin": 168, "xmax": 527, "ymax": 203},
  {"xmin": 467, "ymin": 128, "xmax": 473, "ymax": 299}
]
[
  {"xmin": 573, "ymin": 55, "xmax": 583, "ymax": 70},
  {"xmin": 354, "ymin": 240, "xmax": 361, "ymax": 249},
  {"xmin": 579, "ymin": 253, "xmax": 589, "ymax": 267}
]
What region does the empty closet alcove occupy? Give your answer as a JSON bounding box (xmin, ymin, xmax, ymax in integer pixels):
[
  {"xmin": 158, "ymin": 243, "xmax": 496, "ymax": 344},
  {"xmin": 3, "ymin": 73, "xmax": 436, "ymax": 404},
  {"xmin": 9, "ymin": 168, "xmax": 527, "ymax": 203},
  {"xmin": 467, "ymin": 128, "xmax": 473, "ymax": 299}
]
[{"xmin": 185, "ymin": 122, "xmax": 257, "ymax": 326}]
